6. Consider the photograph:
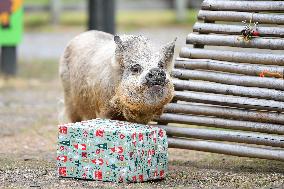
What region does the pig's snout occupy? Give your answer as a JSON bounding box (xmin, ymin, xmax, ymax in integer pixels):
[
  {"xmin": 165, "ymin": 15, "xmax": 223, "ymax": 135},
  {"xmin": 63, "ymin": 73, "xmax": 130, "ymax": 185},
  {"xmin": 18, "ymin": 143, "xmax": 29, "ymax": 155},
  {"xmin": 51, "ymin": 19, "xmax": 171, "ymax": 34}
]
[{"xmin": 145, "ymin": 68, "xmax": 166, "ymax": 86}]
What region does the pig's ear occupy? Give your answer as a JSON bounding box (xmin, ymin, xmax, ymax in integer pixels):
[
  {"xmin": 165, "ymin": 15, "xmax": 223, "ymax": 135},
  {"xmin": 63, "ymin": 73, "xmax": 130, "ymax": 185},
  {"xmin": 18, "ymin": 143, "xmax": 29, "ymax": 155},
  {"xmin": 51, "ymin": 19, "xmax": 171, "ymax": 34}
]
[
  {"xmin": 159, "ymin": 37, "xmax": 177, "ymax": 71},
  {"xmin": 114, "ymin": 35, "xmax": 126, "ymax": 52},
  {"xmin": 114, "ymin": 35, "xmax": 123, "ymax": 47},
  {"xmin": 114, "ymin": 35, "xmax": 125, "ymax": 66}
]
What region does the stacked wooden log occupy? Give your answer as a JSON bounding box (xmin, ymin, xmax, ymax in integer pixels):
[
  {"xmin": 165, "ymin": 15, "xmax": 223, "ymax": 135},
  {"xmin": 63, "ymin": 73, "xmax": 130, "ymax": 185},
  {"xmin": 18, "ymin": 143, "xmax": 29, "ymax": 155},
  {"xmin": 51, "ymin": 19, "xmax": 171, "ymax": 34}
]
[{"xmin": 155, "ymin": 0, "xmax": 284, "ymax": 161}]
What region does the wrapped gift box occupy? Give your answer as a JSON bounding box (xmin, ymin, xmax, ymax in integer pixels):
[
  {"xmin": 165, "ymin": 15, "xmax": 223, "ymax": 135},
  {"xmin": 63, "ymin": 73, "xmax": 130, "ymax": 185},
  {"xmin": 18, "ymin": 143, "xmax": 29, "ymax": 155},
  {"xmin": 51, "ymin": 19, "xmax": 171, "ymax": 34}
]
[{"xmin": 57, "ymin": 118, "xmax": 168, "ymax": 182}]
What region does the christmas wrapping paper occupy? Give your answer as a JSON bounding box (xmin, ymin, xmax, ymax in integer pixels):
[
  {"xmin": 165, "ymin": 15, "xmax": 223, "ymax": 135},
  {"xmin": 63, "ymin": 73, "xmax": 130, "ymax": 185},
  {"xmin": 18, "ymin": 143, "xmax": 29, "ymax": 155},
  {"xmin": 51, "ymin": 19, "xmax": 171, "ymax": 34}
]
[{"xmin": 57, "ymin": 118, "xmax": 168, "ymax": 182}]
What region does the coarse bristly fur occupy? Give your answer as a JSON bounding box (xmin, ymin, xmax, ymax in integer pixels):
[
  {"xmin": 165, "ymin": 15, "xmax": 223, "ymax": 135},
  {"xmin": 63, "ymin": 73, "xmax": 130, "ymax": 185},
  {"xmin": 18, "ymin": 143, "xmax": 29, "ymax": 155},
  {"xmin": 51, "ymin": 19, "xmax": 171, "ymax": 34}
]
[{"xmin": 59, "ymin": 30, "xmax": 176, "ymax": 124}]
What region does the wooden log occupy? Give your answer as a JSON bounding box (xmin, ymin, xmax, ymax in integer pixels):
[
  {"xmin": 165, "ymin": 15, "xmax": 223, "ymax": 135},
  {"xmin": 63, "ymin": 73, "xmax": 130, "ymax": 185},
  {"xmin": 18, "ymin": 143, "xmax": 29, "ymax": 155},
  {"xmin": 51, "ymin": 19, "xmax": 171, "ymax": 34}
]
[
  {"xmin": 175, "ymin": 58, "xmax": 284, "ymax": 77},
  {"xmin": 164, "ymin": 103, "xmax": 284, "ymax": 124},
  {"xmin": 167, "ymin": 138, "xmax": 284, "ymax": 161},
  {"xmin": 172, "ymin": 69, "xmax": 284, "ymax": 91},
  {"xmin": 173, "ymin": 79, "xmax": 284, "ymax": 101},
  {"xmin": 193, "ymin": 22, "xmax": 284, "ymax": 38},
  {"xmin": 186, "ymin": 33, "xmax": 284, "ymax": 50},
  {"xmin": 179, "ymin": 48, "xmax": 284, "ymax": 65},
  {"xmin": 197, "ymin": 10, "xmax": 284, "ymax": 25},
  {"xmin": 174, "ymin": 91, "xmax": 284, "ymax": 112},
  {"xmin": 202, "ymin": 0, "xmax": 284, "ymax": 12},
  {"xmin": 156, "ymin": 125, "xmax": 284, "ymax": 148},
  {"xmin": 156, "ymin": 113, "xmax": 284, "ymax": 135}
]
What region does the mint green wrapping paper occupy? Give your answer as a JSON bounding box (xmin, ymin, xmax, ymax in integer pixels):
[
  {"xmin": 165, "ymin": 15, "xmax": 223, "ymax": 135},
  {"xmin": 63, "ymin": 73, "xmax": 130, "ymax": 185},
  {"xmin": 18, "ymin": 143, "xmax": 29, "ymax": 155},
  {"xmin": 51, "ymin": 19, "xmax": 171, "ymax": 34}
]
[{"xmin": 57, "ymin": 118, "xmax": 168, "ymax": 182}]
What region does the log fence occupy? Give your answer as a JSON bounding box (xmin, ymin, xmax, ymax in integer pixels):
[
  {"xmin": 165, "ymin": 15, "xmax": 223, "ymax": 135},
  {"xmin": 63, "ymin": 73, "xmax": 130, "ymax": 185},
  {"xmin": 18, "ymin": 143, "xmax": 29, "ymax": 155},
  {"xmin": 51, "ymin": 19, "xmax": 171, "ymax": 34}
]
[{"xmin": 155, "ymin": 0, "xmax": 284, "ymax": 161}]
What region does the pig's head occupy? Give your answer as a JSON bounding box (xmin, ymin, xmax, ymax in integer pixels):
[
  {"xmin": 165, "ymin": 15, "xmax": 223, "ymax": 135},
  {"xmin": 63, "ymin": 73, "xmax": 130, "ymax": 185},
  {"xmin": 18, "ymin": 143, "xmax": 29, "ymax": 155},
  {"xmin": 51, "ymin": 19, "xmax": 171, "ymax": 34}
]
[{"xmin": 113, "ymin": 35, "xmax": 176, "ymax": 121}]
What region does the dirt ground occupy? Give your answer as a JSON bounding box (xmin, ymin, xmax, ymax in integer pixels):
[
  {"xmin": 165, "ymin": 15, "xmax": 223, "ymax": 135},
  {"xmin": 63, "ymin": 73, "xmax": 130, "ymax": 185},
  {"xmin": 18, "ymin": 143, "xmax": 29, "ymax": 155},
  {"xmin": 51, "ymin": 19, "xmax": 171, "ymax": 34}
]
[{"xmin": 1, "ymin": 64, "xmax": 284, "ymax": 189}]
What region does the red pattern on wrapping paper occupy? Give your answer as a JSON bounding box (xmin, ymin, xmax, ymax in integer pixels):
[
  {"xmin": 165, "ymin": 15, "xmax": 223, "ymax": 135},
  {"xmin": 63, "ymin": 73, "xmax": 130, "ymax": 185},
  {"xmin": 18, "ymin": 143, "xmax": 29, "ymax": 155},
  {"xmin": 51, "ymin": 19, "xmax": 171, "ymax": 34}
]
[
  {"xmin": 94, "ymin": 170, "xmax": 102, "ymax": 180},
  {"xmin": 91, "ymin": 158, "xmax": 104, "ymax": 165},
  {"xmin": 137, "ymin": 149, "xmax": 144, "ymax": 156},
  {"xmin": 110, "ymin": 146, "xmax": 123, "ymax": 154},
  {"xmin": 118, "ymin": 147, "xmax": 123, "ymax": 153},
  {"xmin": 119, "ymin": 134, "xmax": 125, "ymax": 139},
  {"xmin": 82, "ymin": 173, "xmax": 87, "ymax": 179},
  {"xmin": 83, "ymin": 167, "xmax": 91, "ymax": 178},
  {"xmin": 160, "ymin": 170, "xmax": 165, "ymax": 178},
  {"xmin": 57, "ymin": 155, "xmax": 67, "ymax": 162},
  {"xmin": 59, "ymin": 146, "xmax": 65, "ymax": 151},
  {"xmin": 119, "ymin": 176, "xmax": 123, "ymax": 182},
  {"xmin": 158, "ymin": 129, "xmax": 164, "ymax": 137},
  {"xmin": 81, "ymin": 152, "xmax": 87, "ymax": 158},
  {"xmin": 96, "ymin": 149, "xmax": 100, "ymax": 154},
  {"xmin": 153, "ymin": 137, "xmax": 157, "ymax": 143},
  {"xmin": 139, "ymin": 175, "xmax": 144, "ymax": 182},
  {"xmin": 129, "ymin": 151, "xmax": 134, "ymax": 158},
  {"xmin": 151, "ymin": 130, "xmax": 157, "ymax": 143},
  {"xmin": 118, "ymin": 155, "xmax": 124, "ymax": 161},
  {"xmin": 138, "ymin": 133, "xmax": 143, "ymax": 141},
  {"xmin": 132, "ymin": 175, "xmax": 137, "ymax": 182},
  {"xmin": 96, "ymin": 129, "xmax": 104, "ymax": 137},
  {"xmin": 148, "ymin": 149, "xmax": 155, "ymax": 156},
  {"xmin": 147, "ymin": 148, "xmax": 155, "ymax": 165},
  {"xmin": 59, "ymin": 126, "xmax": 67, "ymax": 134},
  {"xmin": 132, "ymin": 132, "xmax": 137, "ymax": 146},
  {"xmin": 131, "ymin": 132, "xmax": 136, "ymax": 139},
  {"xmin": 154, "ymin": 170, "xmax": 158, "ymax": 177},
  {"xmin": 59, "ymin": 167, "xmax": 67, "ymax": 176},
  {"xmin": 74, "ymin": 143, "xmax": 86, "ymax": 150}
]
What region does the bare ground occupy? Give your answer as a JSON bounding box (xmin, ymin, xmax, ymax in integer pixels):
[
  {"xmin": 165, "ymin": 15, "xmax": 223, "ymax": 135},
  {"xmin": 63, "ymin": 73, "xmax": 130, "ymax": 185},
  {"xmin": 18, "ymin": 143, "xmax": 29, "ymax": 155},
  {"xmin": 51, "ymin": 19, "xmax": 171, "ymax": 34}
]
[{"xmin": 0, "ymin": 64, "xmax": 284, "ymax": 189}]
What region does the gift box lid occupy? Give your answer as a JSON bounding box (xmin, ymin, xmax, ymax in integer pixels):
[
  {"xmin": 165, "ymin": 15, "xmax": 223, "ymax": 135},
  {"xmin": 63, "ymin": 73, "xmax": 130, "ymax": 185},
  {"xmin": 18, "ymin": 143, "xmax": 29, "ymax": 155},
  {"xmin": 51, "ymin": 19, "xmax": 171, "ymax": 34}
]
[{"xmin": 59, "ymin": 118, "xmax": 156, "ymax": 133}]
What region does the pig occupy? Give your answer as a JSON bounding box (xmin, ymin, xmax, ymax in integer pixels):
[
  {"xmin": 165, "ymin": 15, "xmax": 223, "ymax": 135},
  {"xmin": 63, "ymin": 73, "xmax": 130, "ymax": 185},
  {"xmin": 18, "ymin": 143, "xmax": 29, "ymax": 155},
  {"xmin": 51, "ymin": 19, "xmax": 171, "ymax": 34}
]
[{"xmin": 59, "ymin": 30, "xmax": 176, "ymax": 124}]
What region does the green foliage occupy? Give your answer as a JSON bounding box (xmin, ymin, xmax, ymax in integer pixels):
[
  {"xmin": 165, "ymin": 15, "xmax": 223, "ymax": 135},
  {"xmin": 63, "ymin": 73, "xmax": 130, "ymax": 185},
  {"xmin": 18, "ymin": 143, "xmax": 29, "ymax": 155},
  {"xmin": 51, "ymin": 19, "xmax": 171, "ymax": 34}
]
[
  {"xmin": 24, "ymin": 9, "xmax": 197, "ymax": 31},
  {"xmin": 24, "ymin": 0, "xmax": 78, "ymax": 5}
]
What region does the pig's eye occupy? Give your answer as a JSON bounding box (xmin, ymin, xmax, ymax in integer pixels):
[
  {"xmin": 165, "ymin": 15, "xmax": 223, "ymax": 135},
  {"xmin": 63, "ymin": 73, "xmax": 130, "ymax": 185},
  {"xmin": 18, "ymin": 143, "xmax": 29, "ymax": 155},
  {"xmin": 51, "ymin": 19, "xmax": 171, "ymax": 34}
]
[
  {"xmin": 130, "ymin": 64, "xmax": 142, "ymax": 73},
  {"xmin": 158, "ymin": 61, "xmax": 165, "ymax": 69}
]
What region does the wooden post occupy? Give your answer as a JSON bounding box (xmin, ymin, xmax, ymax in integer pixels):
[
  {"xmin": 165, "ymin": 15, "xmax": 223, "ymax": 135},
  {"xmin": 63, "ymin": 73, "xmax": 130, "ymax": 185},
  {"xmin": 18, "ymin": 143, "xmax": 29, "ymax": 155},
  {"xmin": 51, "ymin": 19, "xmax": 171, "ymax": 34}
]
[
  {"xmin": 175, "ymin": 0, "xmax": 187, "ymax": 22},
  {"xmin": 0, "ymin": 46, "xmax": 17, "ymax": 75},
  {"xmin": 50, "ymin": 0, "xmax": 61, "ymax": 25},
  {"xmin": 88, "ymin": 0, "xmax": 115, "ymax": 34}
]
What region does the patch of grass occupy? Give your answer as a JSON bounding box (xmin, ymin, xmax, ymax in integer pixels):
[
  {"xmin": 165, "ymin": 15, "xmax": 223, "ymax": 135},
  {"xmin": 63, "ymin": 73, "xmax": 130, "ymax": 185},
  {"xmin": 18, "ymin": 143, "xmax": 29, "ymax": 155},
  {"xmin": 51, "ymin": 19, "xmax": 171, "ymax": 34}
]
[
  {"xmin": 24, "ymin": 12, "xmax": 50, "ymax": 29},
  {"xmin": 24, "ymin": 0, "xmax": 49, "ymax": 5},
  {"xmin": 17, "ymin": 59, "xmax": 58, "ymax": 80},
  {"xmin": 24, "ymin": 0, "xmax": 79, "ymax": 5},
  {"xmin": 24, "ymin": 9, "xmax": 197, "ymax": 31},
  {"xmin": 60, "ymin": 11, "xmax": 87, "ymax": 26}
]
